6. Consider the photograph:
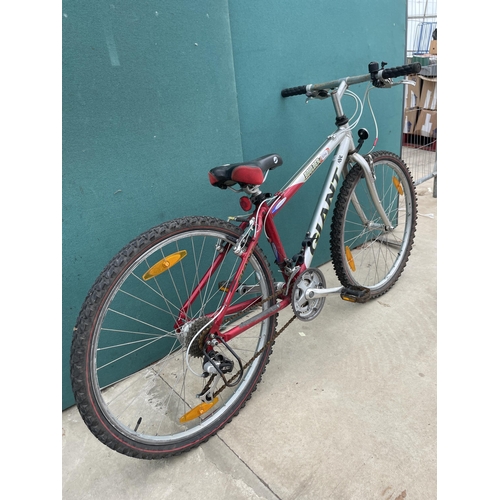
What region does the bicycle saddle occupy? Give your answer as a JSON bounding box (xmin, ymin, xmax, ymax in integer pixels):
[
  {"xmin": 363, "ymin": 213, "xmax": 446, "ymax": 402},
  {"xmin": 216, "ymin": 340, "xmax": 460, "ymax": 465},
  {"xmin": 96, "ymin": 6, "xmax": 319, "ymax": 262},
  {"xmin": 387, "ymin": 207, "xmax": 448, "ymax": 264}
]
[{"xmin": 208, "ymin": 153, "xmax": 283, "ymax": 189}]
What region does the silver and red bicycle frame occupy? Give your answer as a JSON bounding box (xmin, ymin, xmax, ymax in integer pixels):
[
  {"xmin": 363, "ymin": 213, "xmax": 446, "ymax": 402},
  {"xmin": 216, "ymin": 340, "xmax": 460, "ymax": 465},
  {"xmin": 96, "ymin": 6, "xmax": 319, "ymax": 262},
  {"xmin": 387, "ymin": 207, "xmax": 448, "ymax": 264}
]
[{"xmin": 177, "ymin": 80, "xmax": 393, "ymax": 342}]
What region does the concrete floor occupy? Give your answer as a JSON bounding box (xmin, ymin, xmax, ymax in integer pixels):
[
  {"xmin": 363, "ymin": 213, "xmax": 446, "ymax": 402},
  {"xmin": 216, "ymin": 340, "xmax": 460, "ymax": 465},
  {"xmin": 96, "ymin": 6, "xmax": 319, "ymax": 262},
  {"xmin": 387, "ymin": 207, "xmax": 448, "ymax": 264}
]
[{"xmin": 62, "ymin": 179, "xmax": 437, "ymax": 500}]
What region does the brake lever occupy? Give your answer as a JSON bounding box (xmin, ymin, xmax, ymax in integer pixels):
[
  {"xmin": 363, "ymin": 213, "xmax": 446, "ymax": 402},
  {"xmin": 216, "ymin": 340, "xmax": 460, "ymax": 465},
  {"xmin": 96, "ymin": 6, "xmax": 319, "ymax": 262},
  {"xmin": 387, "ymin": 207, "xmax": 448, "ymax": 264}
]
[
  {"xmin": 376, "ymin": 77, "xmax": 416, "ymax": 90},
  {"xmin": 305, "ymin": 89, "xmax": 330, "ymax": 103},
  {"xmin": 373, "ymin": 78, "xmax": 394, "ymax": 89}
]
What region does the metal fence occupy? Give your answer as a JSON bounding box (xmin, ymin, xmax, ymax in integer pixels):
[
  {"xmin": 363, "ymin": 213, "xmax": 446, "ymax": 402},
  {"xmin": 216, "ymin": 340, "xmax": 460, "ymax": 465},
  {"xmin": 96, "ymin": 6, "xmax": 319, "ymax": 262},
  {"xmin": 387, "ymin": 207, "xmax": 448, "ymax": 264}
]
[
  {"xmin": 402, "ymin": 139, "xmax": 437, "ymax": 197},
  {"xmin": 402, "ymin": 0, "xmax": 437, "ymax": 197}
]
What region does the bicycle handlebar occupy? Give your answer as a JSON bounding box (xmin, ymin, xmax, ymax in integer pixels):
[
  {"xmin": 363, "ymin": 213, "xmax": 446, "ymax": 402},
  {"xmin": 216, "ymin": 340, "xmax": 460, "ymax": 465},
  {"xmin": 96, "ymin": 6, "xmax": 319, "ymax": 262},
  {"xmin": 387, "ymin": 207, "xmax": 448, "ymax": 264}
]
[
  {"xmin": 280, "ymin": 85, "xmax": 308, "ymax": 98},
  {"xmin": 380, "ymin": 63, "xmax": 421, "ymax": 79},
  {"xmin": 280, "ymin": 62, "xmax": 422, "ymax": 98}
]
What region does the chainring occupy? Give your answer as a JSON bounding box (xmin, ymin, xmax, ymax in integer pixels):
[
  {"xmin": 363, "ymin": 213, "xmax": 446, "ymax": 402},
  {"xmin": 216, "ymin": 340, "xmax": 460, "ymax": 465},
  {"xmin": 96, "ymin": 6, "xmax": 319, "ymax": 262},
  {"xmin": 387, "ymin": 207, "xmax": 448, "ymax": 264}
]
[{"xmin": 291, "ymin": 268, "xmax": 326, "ymax": 321}]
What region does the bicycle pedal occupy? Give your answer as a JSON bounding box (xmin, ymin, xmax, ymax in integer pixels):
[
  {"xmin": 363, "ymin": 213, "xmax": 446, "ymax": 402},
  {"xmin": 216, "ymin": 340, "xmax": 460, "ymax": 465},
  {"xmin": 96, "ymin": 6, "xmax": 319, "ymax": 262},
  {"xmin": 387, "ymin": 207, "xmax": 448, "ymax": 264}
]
[
  {"xmin": 218, "ymin": 280, "xmax": 232, "ymax": 292},
  {"xmin": 340, "ymin": 285, "xmax": 371, "ymax": 303}
]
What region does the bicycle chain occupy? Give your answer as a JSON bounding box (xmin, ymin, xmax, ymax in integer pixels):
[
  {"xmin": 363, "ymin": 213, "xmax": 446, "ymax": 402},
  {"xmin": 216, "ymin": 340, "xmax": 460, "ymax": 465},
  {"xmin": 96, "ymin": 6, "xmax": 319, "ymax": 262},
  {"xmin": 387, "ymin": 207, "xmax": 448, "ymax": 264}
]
[
  {"xmin": 213, "ymin": 313, "xmax": 296, "ymax": 398},
  {"xmin": 198, "ymin": 291, "xmax": 297, "ymax": 399}
]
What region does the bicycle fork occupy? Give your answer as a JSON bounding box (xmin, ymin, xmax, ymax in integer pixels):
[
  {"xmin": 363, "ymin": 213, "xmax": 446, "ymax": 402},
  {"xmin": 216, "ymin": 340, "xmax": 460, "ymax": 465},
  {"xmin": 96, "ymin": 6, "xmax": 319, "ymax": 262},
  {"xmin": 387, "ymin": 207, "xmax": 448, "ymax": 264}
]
[
  {"xmin": 301, "ymin": 151, "xmax": 392, "ymax": 303},
  {"xmin": 351, "ymin": 152, "xmax": 393, "ymax": 229}
]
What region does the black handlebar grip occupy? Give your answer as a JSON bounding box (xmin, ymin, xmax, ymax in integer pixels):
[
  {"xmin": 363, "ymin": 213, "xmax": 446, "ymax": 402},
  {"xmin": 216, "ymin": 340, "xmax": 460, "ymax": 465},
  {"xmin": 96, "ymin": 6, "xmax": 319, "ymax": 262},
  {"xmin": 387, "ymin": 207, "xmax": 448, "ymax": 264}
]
[
  {"xmin": 281, "ymin": 85, "xmax": 307, "ymax": 98},
  {"xmin": 381, "ymin": 63, "xmax": 421, "ymax": 79}
]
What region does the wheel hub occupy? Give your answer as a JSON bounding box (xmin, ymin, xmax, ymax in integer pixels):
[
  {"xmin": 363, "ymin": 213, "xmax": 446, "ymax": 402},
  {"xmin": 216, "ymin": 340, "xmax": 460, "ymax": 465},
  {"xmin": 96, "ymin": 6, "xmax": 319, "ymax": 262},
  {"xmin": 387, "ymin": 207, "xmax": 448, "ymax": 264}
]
[{"xmin": 180, "ymin": 317, "xmax": 213, "ymax": 358}]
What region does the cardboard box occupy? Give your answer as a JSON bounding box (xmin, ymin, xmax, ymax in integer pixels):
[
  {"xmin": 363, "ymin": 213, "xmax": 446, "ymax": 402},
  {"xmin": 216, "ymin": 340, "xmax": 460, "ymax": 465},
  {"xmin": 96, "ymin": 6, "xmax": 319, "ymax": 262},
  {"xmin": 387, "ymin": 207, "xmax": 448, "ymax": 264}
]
[
  {"xmin": 404, "ymin": 74, "xmax": 421, "ymax": 109},
  {"xmin": 403, "ymin": 109, "xmax": 419, "ymax": 134},
  {"xmin": 430, "ymin": 40, "xmax": 437, "ymax": 55},
  {"xmin": 415, "ymin": 109, "xmax": 437, "ymax": 138},
  {"xmin": 418, "ymin": 75, "xmax": 437, "ymax": 110}
]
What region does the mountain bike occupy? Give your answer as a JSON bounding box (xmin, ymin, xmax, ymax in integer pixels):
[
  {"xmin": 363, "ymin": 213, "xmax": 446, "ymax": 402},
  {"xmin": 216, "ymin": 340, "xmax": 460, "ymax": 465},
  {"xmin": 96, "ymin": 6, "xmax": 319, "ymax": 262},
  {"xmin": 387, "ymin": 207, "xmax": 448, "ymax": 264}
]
[{"xmin": 70, "ymin": 61, "xmax": 420, "ymax": 459}]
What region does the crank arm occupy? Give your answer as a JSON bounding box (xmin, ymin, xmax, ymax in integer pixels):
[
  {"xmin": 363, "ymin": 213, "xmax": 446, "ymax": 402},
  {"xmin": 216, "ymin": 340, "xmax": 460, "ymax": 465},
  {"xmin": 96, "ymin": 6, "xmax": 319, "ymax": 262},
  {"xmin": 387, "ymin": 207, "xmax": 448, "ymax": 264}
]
[
  {"xmin": 237, "ymin": 284, "xmax": 261, "ymax": 294},
  {"xmin": 305, "ymin": 286, "xmax": 343, "ymax": 299},
  {"xmin": 306, "ymin": 285, "xmax": 371, "ymax": 303},
  {"xmin": 218, "ymin": 280, "xmax": 261, "ymax": 295}
]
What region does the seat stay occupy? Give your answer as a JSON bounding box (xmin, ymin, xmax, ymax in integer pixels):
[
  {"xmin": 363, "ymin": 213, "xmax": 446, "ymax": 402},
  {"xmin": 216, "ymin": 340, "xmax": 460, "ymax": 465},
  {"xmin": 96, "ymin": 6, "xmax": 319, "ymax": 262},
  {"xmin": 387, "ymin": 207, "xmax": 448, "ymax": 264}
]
[
  {"xmin": 209, "ymin": 222, "xmax": 264, "ymax": 332},
  {"xmin": 174, "ymin": 242, "xmax": 232, "ymax": 330}
]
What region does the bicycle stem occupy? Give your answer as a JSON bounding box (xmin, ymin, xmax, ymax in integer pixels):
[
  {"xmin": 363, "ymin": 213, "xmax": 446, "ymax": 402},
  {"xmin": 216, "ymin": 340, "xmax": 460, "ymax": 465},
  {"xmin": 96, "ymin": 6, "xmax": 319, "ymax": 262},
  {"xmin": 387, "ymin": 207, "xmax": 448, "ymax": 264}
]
[{"xmin": 330, "ymin": 80, "xmax": 348, "ymax": 118}]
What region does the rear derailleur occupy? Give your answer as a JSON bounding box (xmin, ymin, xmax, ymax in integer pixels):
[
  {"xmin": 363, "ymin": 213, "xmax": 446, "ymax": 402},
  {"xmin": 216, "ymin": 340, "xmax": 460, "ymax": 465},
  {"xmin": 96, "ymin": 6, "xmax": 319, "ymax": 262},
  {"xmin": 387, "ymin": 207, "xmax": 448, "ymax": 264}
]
[{"xmin": 197, "ymin": 334, "xmax": 244, "ymax": 402}]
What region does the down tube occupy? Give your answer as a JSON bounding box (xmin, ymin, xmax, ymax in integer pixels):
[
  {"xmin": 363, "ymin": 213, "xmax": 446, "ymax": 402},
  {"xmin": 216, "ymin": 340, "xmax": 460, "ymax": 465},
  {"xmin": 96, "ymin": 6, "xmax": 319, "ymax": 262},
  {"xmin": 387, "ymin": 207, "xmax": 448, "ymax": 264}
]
[{"xmin": 304, "ymin": 136, "xmax": 352, "ymax": 267}]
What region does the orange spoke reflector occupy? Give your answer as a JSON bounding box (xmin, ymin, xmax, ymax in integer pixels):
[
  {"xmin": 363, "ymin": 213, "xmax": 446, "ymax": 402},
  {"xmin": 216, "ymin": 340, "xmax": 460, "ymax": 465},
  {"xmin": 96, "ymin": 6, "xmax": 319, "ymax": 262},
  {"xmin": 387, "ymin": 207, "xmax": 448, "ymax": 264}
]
[
  {"xmin": 142, "ymin": 250, "xmax": 187, "ymax": 281},
  {"xmin": 392, "ymin": 176, "xmax": 403, "ymax": 195},
  {"xmin": 345, "ymin": 246, "xmax": 356, "ymax": 272},
  {"xmin": 179, "ymin": 397, "xmax": 219, "ymax": 423}
]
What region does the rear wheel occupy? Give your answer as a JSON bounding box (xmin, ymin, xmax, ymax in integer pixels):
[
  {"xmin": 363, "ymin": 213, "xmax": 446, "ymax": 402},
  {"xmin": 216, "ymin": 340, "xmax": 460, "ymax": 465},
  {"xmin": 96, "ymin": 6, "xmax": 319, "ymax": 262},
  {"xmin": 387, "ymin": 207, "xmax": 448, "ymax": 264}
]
[
  {"xmin": 70, "ymin": 216, "xmax": 276, "ymax": 459},
  {"xmin": 330, "ymin": 151, "xmax": 417, "ymax": 298}
]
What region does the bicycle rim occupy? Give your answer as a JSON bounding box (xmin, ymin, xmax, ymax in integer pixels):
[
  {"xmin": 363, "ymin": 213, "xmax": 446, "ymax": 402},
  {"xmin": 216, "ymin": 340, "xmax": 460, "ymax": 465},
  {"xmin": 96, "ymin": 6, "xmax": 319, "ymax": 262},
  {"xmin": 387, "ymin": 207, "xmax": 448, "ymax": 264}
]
[
  {"xmin": 331, "ymin": 152, "xmax": 417, "ymax": 294},
  {"xmin": 75, "ymin": 219, "xmax": 275, "ymax": 455}
]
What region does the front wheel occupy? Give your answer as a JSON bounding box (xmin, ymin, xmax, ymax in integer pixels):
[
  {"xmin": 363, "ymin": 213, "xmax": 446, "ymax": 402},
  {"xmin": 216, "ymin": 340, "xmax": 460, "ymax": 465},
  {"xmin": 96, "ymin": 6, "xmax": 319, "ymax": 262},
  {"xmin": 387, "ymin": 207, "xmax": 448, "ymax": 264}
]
[
  {"xmin": 330, "ymin": 151, "xmax": 417, "ymax": 298},
  {"xmin": 70, "ymin": 216, "xmax": 276, "ymax": 459}
]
